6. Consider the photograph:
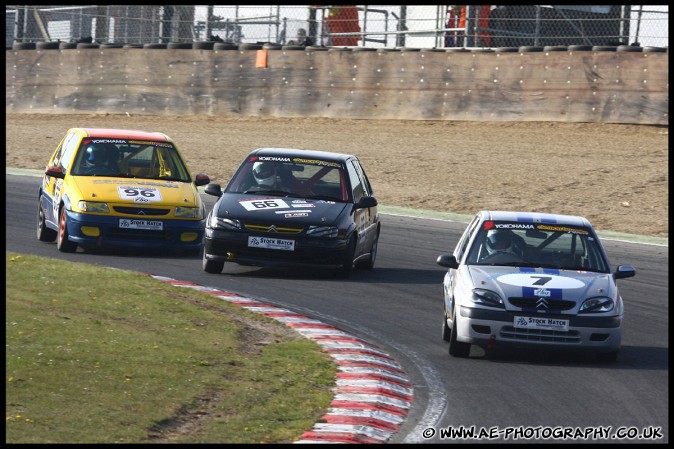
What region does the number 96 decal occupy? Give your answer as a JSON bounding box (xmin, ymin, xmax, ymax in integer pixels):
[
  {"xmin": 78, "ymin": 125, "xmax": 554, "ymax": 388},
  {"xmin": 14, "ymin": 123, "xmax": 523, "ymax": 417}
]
[{"xmin": 118, "ymin": 186, "xmax": 162, "ymax": 203}]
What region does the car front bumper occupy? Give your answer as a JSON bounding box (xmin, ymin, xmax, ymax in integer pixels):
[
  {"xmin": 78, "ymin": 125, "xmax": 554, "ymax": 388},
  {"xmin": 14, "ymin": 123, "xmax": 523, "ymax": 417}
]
[
  {"xmin": 455, "ymin": 306, "xmax": 622, "ymax": 352},
  {"xmin": 64, "ymin": 210, "xmax": 205, "ymax": 251},
  {"xmin": 204, "ymin": 228, "xmax": 349, "ymax": 267}
]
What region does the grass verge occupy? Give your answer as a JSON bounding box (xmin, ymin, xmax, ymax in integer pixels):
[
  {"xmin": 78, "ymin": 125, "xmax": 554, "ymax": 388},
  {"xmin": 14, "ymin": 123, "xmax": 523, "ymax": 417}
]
[{"xmin": 5, "ymin": 251, "xmax": 337, "ymax": 443}]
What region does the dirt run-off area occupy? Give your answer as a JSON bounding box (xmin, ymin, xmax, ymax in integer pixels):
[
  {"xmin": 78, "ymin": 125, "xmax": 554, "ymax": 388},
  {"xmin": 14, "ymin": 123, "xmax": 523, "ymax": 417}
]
[{"xmin": 6, "ymin": 113, "xmax": 668, "ymax": 240}]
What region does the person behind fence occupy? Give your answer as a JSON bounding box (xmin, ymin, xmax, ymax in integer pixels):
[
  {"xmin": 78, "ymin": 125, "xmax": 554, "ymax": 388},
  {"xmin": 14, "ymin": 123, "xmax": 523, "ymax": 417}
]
[{"xmin": 288, "ymin": 28, "xmax": 314, "ymax": 46}]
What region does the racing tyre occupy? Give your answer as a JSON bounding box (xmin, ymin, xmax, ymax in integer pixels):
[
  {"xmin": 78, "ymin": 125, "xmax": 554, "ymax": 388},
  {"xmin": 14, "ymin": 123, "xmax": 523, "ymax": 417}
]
[
  {"xmin": 355, "ymin": 229, "xmax": 378, "ymax": 269},
  {"xmin": 203, "ymin": 251, "xmax": 224, "ymax": 274},
  {"xmin": 57, "ymin": 207, "xmax": 78, "ymax": 253},
  {"xmin": 340, "ymin": 236, "xmax": 357, "ymax": 278},
  {"xmin": 442, "ymin": 306, "xmax": 451, "ymax": 342},
  {"xmin": 37, "ymin": 201, "xmax": 57, "ymax": 242},
  {"xmin": 448, "ymin": 306, "xmax": 471, "ymax": 358}
]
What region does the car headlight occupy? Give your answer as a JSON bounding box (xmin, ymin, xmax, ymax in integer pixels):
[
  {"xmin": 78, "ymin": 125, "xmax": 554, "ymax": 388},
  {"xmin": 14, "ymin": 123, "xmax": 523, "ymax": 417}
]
[
  {"xmin": 175, "ymin": 207, "xmax": 201, "ymax": 218},
  {"xmin": 580, "ymin": 297, "xmax": 614, "ymax": 313},
  {"xmin": 471, "ymin": 289, "xmax": 505, "ymax": 308},
  {"xmin": 77, "ymin": 201, "xmax": 110, "ymax": 213},
  {"xmin": 209, "ymin": 215, "xmax": 241, "ymax": 230},
  {"xmin": 306, "ymin": 225, "xmax": 339, "ymax": 238}
]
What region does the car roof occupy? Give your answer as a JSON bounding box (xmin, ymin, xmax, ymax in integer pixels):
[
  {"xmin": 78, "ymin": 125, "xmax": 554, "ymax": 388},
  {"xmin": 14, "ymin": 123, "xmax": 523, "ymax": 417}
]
[
  {"xmin": 249, "ymin": 147, "xmax": 356, "ymax": 163},
  {"xmin": 77, "ymin": 128, "xmax": 171, "ymax": 142},
  {"xmin": 478, "ymin": 210, "xmax": 592, "ymax": 227}
]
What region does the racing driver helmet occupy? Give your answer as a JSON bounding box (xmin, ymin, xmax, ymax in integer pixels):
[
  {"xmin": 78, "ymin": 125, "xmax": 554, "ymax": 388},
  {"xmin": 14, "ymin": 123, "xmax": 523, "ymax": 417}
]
[
  {"xmin": 485, "ymin": 229, "xmax": 516, "ymax": 255},
  {"xmin": 85, "ymin": 144, "xmax": 112, "ymax": 166},
  {"xmin": 252, "ymin": 161, "xmax": 277, "ymax": 187}
]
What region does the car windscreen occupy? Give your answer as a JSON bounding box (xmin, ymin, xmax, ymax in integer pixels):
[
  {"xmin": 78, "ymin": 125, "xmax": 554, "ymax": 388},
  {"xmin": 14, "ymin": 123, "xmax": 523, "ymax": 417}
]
[
  {"xmin": 466, "ymin": 221, "xmax": 610, "ymax": 272},
  {"xmin": 226, "ymin": 156, "xmax": 348, "ymax": 201},
  {"xmin": 71, "ymin": 138, "xmax": 191, "ymax": 182}
]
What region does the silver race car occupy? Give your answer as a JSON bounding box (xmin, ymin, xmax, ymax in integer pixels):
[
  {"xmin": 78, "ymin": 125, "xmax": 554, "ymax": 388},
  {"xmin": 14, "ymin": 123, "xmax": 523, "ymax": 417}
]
[{"xmin": 437, "ymin": 210, "xmax": 636, "ymax": 362}]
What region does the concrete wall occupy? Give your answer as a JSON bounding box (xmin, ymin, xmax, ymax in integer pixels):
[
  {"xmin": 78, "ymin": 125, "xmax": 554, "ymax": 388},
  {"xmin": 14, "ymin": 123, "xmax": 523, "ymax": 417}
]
[{"xmin": 5, "ymin": 46, "xmax": 668, "ymax": 125}]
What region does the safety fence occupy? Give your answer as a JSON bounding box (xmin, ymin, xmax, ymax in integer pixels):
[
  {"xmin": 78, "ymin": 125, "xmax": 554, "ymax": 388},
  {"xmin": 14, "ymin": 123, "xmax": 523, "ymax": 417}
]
[{"xmin": 6, "ymin": 5, "xmax": 669, "ymax": 50}]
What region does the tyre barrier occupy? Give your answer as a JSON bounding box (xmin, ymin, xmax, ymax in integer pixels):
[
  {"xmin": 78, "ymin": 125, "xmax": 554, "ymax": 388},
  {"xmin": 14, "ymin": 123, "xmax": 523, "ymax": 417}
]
[{"xmin": 8, "ymin": 43, "xmax": 667, "ymax": 54}]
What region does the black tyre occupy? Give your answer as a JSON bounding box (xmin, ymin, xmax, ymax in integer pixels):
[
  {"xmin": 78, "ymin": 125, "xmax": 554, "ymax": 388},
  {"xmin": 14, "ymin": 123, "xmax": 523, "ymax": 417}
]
[
  {"xmin": 355, "ymin": 229, "xmax": 378, "ymax": 270},
  {"xmin": 340, "ymin": 236, "xmax": 357, "ymax": 278},
  {"xmin": 448, "ymin": 306, "xmax": 471, "ymax": 358},
  {"xmin": 37, "ymin": 201, "xmax": 57, "ymax": 242},
  {"xmin": 203, "ymin": 251, "xmax": 224, "ymax": 274},
  {"xmin": 36, "ymin": 41, "xmax": 60, "ymax": 50},
  {"xmin": 167, "ymin": 42, "xmax": 192, "ymax": 49},
  {"xmin": 192, "ymin": 41, "xmax": 215, "ymax": 50},
  {"xmin": 442, "ymin": 306, "xmax": 451, "ymax": 342},
  {"xmin": 57, "ymin": 207, "xmax": 77, "ymax": 253}
]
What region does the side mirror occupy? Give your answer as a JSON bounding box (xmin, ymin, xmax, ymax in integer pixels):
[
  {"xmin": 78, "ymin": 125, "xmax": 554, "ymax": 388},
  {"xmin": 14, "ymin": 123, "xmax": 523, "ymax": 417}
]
[
  {"xmin": 437, "ymin": 254, "xmax": 459, "ymax": 269},
  {"xmin": 355, "ymin": 196, "xmax": 378, "ymax": 209},
  {"xmin": 614, "ymin": 265, "xmax": 636, "ymax": 280},
  {"xmin": 45, "ymin": 165, "xmax": 65, "ymax": 179},
  {"xmin": 194, "ymin": 173, "xmax": 210, "ymax": 187},
  {"xmin": 204, "ymin": 183, "xmax": 223, "ymax": 197}
]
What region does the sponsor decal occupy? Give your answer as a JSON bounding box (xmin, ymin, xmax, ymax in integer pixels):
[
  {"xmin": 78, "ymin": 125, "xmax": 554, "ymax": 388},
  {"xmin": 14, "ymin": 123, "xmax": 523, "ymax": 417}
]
[
  {"xmin": 291, "ymin": 158, "xmax": 341, "ymax": 167},
  {"xmin": 127, "ymin": 140, "xmax": 173, "ymax": 148},
  {"xmin": 284, "ymin": 212, "xmax": 309, "ymax": 218},
  {"xmin": 493, "ymin": 223, "xmax": 535, "ymax": 230},
  {"xmin": 90, "ymin": 139, "xmax": 127, "ymax": 144},
  {"xmin": 537, "ymin": 224, "xmax": 589, "ymax": 235},
  {"xmin": 514, "ymin": 316, "xmax": 569, "ymax": 331},
  {"xmin": 534, "ymin": 288, "xmax": 551, "ymax": 297},
  {"xmin": 257, "ymin": 156, "xmax": 292, "ymax": 162},
  {"xmin": 276, "ymin": 209, "xmax": 311, "ymax": 214},
  {"xmin": 497, "ymin": 272, "xmax": 586, "ymax": 289}
]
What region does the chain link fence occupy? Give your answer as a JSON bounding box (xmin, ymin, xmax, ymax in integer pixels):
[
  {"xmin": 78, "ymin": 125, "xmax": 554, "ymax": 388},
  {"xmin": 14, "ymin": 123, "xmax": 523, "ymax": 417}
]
[{"xmin": 6, "ymin": 5, "xmax": 669, "ymax": 50}]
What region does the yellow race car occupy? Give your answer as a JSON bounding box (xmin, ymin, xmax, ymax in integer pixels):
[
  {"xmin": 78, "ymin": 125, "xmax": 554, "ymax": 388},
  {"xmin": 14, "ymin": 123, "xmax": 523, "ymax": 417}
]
[{"xmin": 37, "ymin": 128, "xmax": 210, "ymax": 254}]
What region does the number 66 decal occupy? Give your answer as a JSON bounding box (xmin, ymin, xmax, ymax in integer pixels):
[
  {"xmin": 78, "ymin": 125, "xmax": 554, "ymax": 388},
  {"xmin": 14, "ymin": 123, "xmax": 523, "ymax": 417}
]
[
  {"xmin": 118, "ymin": 186, "xmax": 162, "ymax": 202},
  {"xmin": 240, "ymin": 198, "xmax": 289, "ymax": 211}
]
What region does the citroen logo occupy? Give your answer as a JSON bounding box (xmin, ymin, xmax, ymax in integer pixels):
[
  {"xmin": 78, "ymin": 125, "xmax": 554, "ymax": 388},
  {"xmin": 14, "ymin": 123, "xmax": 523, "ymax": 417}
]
[
  {"xmin": 137, "ymin": 210, "xmax": 145, "ymax": 215},
  {"xmin": 536, "ymin": 298, "xmax": 549, "ymax": 309},
  {"xmin": 267, "ymin": 225, "xmax": 278, "ymax": 233}
]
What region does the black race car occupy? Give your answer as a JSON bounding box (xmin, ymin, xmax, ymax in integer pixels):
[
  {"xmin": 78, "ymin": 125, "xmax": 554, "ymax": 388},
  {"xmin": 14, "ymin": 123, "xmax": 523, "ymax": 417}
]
[{"xmin": 202, "ymin": 147, "xmax": 380, "ymax": 276}]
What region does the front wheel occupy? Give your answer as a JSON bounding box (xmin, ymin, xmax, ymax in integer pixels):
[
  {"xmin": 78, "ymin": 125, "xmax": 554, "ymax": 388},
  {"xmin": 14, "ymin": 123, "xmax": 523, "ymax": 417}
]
[
  {"xmin": 340, "ymin": 236, "xmax": 357, "ymax": 278},
  {"xmin": 355, "ymin": 230, "xmax": 378, "ymax": 270},
  {"xmin": 442, "ymin": 306, "xmax": 451, "ymax": 342},
  {"xmin": 57, "ymin": 207, "xmax": 78, "ymax": 253},
  {"xmin": 448, "ymin": 306, "xmax": 471, "ymax": 358},
  {"xmin": 203, "ymin": 251, "xmax": 224, "ymax": 274},
  {"xmin": 37, "ymin": 201, "xmax": 57, "ymax": 242}
]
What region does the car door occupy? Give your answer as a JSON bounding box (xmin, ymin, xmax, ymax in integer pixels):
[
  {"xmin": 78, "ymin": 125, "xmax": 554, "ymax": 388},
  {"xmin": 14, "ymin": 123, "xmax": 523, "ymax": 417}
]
[
  {"xmin": 42, "ymin": 130, "xmax": 80, "ymax": 226},
  {"xmin": 446, "ymin": 214, "xmax": 481, "ymax": 316},
  {"xmin": 347, "ymin": 158, "xmax": 378, "ymax": 256}
]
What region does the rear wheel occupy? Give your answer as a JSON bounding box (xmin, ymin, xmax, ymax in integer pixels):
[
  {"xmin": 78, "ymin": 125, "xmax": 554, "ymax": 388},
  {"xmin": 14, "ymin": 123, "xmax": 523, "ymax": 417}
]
[
  {"xmin": 448, "ymin": 306, "xmax": 471, "ymax": 358},
  {"xmin": 203, "ymin": 251, "xmax": 224, "ymax": 274},
  {"xmin": 37, "ymin": 201, "xmax": 57, "ymax": 242},
  {"xmin": 57, "ymin": 207, "xmax": 77, "ymax": 253}
]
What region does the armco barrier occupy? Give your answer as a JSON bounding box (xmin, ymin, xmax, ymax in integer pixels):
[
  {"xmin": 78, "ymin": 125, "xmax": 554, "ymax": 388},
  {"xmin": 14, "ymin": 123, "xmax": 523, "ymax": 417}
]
[{"xmin": 5, "ymin": 45, "xmax": 668, "ymax": 125}]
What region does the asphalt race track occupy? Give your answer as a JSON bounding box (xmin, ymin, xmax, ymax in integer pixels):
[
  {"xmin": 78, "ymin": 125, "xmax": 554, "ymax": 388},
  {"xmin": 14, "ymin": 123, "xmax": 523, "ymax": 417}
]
[{"xmin": 6, "ymin": 171, "xmax": 669, "ymax": 444}]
